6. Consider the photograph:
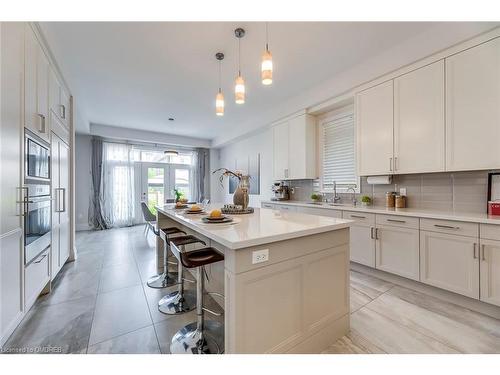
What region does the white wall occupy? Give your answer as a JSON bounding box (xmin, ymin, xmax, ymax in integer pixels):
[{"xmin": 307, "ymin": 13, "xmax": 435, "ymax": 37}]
[
  {"xmin": 210, "ymin": 128, "xmax": 274, "ymax": 206},
  {"xmin": 75, "ymin": 134, "xmax": 92, "ymax": 231}
]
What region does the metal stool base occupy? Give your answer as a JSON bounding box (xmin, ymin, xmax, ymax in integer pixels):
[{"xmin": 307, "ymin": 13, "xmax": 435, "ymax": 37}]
[
  {"xmin": 146, "ymin": 272, "xmax": 178, "ymax": 289},
  {"xmin": 170, "ymin": 320, "xmax": 224, "ymax": 354},
  {"xmin": 158, "ymin": 290, "xmax": 196, "ymax": 315}
]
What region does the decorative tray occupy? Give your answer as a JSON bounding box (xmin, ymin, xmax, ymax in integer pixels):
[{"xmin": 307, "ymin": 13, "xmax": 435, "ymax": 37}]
[{"xmin": 221, "ymin": 205, "xmax": 254, "ymax": 215}]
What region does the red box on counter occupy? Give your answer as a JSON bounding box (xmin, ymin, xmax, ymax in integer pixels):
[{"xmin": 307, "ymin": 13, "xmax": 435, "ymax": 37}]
[{"xmin": 488, "ymin": 201, "xmax": 500, "ymax": 216}]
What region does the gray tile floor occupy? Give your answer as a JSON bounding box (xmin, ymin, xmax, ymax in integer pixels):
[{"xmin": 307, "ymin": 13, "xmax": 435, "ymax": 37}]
[
  {"xmin": 4, "ymin": 225, "xmax": 221, "ymax": 354},
  {"xmin": 5, "ymin": 225, "xmax": 500, "ymax": 354}
]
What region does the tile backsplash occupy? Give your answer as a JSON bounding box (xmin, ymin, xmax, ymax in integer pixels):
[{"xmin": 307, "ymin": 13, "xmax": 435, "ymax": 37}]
[{"xmin": 284, "ymin": 170, "xmax": 496, "ymax": 214}]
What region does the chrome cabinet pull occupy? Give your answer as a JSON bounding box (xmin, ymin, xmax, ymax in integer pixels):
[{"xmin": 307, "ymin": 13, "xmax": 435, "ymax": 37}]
[
  {"xmin": 375, "ymin": 228, "xmax": 379, "ymax": 240},
  {"xmin": 350, "ymin": 215, "xmax": 366, "ymax": 219},
  {"xmin": 370, "ymin": 227, "xmax": 374, "ymax": 239},
  {"xmin": 34, "ymin": 253, "xmax": 48, "ymax": 264},
  {"xmin": 61, "ymin": 188, "xmax": 66, "ymax": 213},
  {"xmin": 16, "ymin": 187, "xmax": 29, "ymax": 217},
  {"xmin": 37, "ymin": 113, "xmax": 46, "ymax": 133},
  {"xmin": 473, "ymin": 243, "xmax": 477, "ymax": 259},
  {"xmin": 481, "ymin": 244, "xmax": 486, "ymax": 261},
  {"xmin": 387, "ymin": 218, "xmax": 406, "ymax": 223},
  {"xmin": 389, "ymin": 157, "xmax": 393, "ymax": 172},
  {"xmin": 394, "ymin": 157, "xmax": 398, "ymax": 171},
  {"xmin": 60, "ymin": 104, "xmax": 66, "ymax": 119},
  {"xmin": 434, "ymin": 224, "xmax": 460, "ymax": 230}
]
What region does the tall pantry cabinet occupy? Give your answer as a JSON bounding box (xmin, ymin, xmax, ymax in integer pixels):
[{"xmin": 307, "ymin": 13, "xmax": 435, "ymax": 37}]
[{"xmin": 0, "ymin": 22, "xmax": 74, "ymax": 349}]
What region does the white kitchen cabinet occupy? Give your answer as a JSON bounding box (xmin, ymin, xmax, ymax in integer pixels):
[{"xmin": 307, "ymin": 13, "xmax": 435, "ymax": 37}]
[
  {"xmin": 49, "ymin": 66, "xmax": 70, "ymax": 128},
  {"xmin": 343, "ymin": 211, "xmax": 376, "ymax": 267},
  {"xmin": 25, "ymin": 248, "xmax": 50, "ymax": 310},
  {"xmin": 356, "ymin": 80, "xmax": 394, "ymax": 176},
  {"xmin": 394, "ymin": 60, "xmax": 445, "ymax": 174},
  {"xmin": 420, "ymin": 230, "xmax": 479, "ymax": 299},
  {"xmin": 272, "ymin": 114, "xmax": 316, "ymax": 180},
  {"xmin": 296, "ymin": 206, "xmax": 342, "ymax": 218},
  {"xmin": 375, "ymin": 225, "xmax": 420, "ymax": 281},
  {"xmin": 51, "ymin": 130, "xmax": 70, "ymax": 279},
  {"xmin": 480, "ymin": 239, "xmax": 500, "ymax": 307},
  {"xmin": 445, "ymin": 37, "xmax": 500, "ymax": 171},
  {"xmin": 0, "ymin": 22, "xmax": 25, "ymax": 348},
  {"xmin": 272, "ymin": 121, "xmax": 289, "ymax": 180},
  {"xmin": 24, "ymin": 24, "xmax": 50, "ymax": 142}
]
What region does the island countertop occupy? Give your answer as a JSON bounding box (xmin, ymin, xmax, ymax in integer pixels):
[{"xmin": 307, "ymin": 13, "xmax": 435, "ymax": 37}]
[{"xmin": 156, "ymin": 203, "xmax": 352, "ymax": 250}]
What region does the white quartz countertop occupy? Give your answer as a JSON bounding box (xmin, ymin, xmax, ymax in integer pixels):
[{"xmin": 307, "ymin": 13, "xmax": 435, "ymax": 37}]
[
  {"xmin": 262, "ymin": 200, "xmax": 500, "ymax": 225},
  {"xmin": 156, "ymin": 204, "xmax": 352, "ymax": 250}
]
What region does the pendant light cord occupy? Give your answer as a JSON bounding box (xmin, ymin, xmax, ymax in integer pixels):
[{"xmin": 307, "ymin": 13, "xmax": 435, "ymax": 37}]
[
  {"xmin": 266, "ymin": 22, "xmax": 269, "ymax": 51},
  {"xmin": 218, "ymin": 60, "xmax": 222, "ymax": 93},
  {"xmin": 238, "ymin": 37, "xmax": 241, "ymax": 76}
]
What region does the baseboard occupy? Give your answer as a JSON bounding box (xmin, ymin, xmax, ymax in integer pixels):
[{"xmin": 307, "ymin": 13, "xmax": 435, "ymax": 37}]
[
  {"xmin": 0, "ymin": 311, "xmax": 25, "ymax": 350},
  {"xmin": 76, "ymin": 223, "xmax": 92, "ymax": 232},
  {"xmin": 351, "ymin": 262, "xmax": 500, "ymax": 320}
]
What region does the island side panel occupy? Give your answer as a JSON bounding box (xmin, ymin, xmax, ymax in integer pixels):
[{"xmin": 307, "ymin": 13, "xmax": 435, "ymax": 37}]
[{"xmin": 224, "ymin": 228, "xmax": 350, "ymax": 354}]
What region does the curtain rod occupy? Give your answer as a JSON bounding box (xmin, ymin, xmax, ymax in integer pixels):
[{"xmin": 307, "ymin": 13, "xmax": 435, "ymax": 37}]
[{"xmin": 96, "ymin": 136, "xmax": 206, "ymax": 152}]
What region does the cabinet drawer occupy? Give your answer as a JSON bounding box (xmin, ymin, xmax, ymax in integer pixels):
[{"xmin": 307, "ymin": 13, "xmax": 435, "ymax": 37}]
[
  {"xmin": 298, "ymin": 206, "xmax": 342, "ymax": 218},
  {"xmin": 25, "ymin": 249, "xmax": 50, "ymax": 310},
  {"xmin": 420, "ymin": 218, "xmax": 478, "ymax": 238},
  {"xmin": 275, "ymin": 204, "xmax": 296, "ymax": 212},
  {"xmin": 480, "ymin": 224, "xmax": 500, "ymax": 241},
  {"xmin": 376, "ymin": 214, "xmax": 419, "ymax": 229},
  {"xmin": 343, "ymin": 211, "xmax": 375, "ymax": 225}
]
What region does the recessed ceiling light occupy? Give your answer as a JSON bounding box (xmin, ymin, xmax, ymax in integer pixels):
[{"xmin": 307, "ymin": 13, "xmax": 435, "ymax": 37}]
[{"xmin": 168, "ymin": 118, "xmax": 174, "ymax": 121}]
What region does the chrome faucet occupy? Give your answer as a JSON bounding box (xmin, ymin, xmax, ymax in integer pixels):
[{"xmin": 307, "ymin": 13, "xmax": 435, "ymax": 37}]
[
  {"xmin": 333, "ymin": 181, "xmax": 341, "ymax": 203},
  {"xmin": 347, "ymin": 186, "xmax": 357, "ymax": 206}
]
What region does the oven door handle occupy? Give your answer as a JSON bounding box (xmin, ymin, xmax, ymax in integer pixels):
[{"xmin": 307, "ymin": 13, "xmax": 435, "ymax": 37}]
[
  {"xmin": 55, "ymin": 188, "xmax": 66, "ymax": 213},
  {"xmin": 16, "ymin": 187, "xmax": 29, "ymax": 217}
]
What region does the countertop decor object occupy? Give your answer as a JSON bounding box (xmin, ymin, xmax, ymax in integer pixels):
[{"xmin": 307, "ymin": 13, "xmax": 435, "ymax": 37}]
[
  {"xmin": 361, "ymin": 195, "xmax": 372, "ymax": 206},
  {"xmin": 213, "ymin": 168, "xmax": 250, "ymax": 210},
  {"xmin": 221, "ymin": 204, "xmax": 254, "ymax": 215}
]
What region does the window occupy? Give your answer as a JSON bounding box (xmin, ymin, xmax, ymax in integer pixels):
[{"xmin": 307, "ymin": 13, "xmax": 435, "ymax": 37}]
[{"xmin": 320, "ymin": 111, "xmax": 359, "ymax": 192}]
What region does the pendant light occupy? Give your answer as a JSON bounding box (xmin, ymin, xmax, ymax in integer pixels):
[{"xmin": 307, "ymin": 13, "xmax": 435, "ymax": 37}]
[
  {"xmin": 164, "ymin": 150, "xmax": 179, "ymax": 156},
  {"xmin": 234, "ymin": 28, "xmax": 246, "ymax": 104},
  {"xmin": 261, "ymin": 22, "xmax": 273, "ymax": 85},
  {"xmin": 215, "ymin": 52, "xmax": 225, "ymax": 116}
]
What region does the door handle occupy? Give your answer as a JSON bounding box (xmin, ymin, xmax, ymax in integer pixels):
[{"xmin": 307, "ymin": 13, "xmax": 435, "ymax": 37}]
[
  {"xmin": 61, "ymin": 188, "xmax": 66, "ymax": 213},
  {"xmin": 473, "ymin": 243, "xmax": 477, "ymax": 259},
  {"xmin": 434, "ymin": 224, "xmax": 460, "ymax": 230},
  {"xmin": 34, "ymin": 253, "xmax": 48, "ymax": 264},
  {"xmin": 60, "ymin": 104, "xmax": 66, "ymax": 119},
  {"xmin": 375, "ymin": 228, "xmax": 379, "ymax": 240},
  {"xmin": 37, "ymin": 114, "xmax": 46, "ymax": 133},
  {"xmin": 387, "ymin": 218, "xmax": 406, "ymax": 223},
  {"xmin": 394, "ymin": 157, "xmax": 398, "ymax": 171},
  {"xmin": 481, "ymin": 244, "xmax": 486, "ymax": 261},
  {"xmin": 370, "ymin": 227, "xmax": 374, "ymax": 239},
  {"xmin": 16, "ymin": 187, "xmax": 29, "ymax": 217},
  {"xmin": 389, "ymin": 157, "xmax": 393, "ymax": 172},
  {"xmin": 350, "ymin": 215, "xmax": 366, "ymax": 219}
]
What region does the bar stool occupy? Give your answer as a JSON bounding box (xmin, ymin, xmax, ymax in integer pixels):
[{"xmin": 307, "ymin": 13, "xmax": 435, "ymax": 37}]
[
  {"xmin": 146, "ymin": 227, "xmax": 186, "ymax": 289},
  {"xmin": 169, "ymin": 241, "xmax": 225, "ymax": 354},
  {"xmin": 158, "ymin": 235, "xmax": 206, "ymax": 315}
]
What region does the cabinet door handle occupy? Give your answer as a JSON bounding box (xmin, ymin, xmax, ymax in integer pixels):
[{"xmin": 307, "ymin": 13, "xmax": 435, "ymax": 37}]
[
  {"xmin": 389, "ymin": 157, "xmax": 393, "ymax": 172},
  {"xmin": 394, "ymin": 157, "xmax": 398, "ymax": 171},
  {"xmin": 434, "ymin": 224, "xmax": 460, "ymax": 230},
  {"xmin": 370, "ymin": 227, "xmax": 374, "ymax": 239},
  {"xmin": 387, "ymin": 218, "xmax": 406, "ymax": 223},
  {"xmin": 375, "ymin": 228, "xmax": 379, "ymax": 240},
  {"xmin": 473, "ymin": 243, "xmax": 477, "ymax": 259},
  {"xmin": 16, "ymin": 187, "xmax": 29, "ymax": 217},
  {"xmin": 481, "ymin": 244, "xmax": 486, "ymax": 261},
  {"xmin": 350, "ymin": 215, "xmax": 366, "ymax": 219},
  {"xmin": 37, "ymin": 114, "xmax": 46, "ymax": 133},
  {"xmin": 60, "ymin": 104, "xmax": 66, "ymax": 119},
  {"xmin": 34, "ymin": 253, "xmax": 48, "ymax": 264},
  {"xmin": 61, "ymin": 188, "xmax": 66, "ymax": 213}
]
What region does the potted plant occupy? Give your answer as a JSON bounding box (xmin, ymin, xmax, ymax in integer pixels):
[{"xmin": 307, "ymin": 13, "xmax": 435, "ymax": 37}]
[
  {"xmin": 310, "ymin": 193, "xmax": 322, "ymax": 203},
  {"xmin": 173, "ymin": 188, "xmax": 184, "ymax": 203},
  {"xmin": 361, "ymin": 195, "xmax": 372, "ymax": 206}
]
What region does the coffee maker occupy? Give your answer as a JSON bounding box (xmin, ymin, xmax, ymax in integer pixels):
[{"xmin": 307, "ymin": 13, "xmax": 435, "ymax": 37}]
[{"xmin": 271, "ymin": 182, "xmax": 290, "ymax": 201}]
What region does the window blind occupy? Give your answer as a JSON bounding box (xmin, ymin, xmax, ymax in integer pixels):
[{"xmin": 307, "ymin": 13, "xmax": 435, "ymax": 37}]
[{"xmin": 322, "ymin": 113, "xmax": 357, "ymax": 190}]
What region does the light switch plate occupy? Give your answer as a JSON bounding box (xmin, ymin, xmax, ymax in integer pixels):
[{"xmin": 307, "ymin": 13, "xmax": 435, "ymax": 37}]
[
  {"xmin": 252, "ymin": 249, "xmax": 269, "ymax": 264},
  {"xmin": 400, "ymin": 188, "xmax": 407, "ymax": 196}
]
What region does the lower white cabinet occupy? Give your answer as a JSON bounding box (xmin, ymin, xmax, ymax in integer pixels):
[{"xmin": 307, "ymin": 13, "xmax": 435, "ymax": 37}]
[
  {"xmin": 25, "ymin": 248, "xmax": 50, "ymax": 311},
  {"xmin": 375, "ymin": 225, "xmax": 420, "ymax": 281},
  {"xmin": 479, "ymin": 239, "xmax": 500, "ymax": 307},
  {"xmin": 350, "ymin": 224, "xmax": 375, "ymax": 267},
  {"xmin": 420, "ymin": 230, "xmax": 479, "ymax": 299},
  {"xmin": 296, "ymin": 206, "xmax": 342, "ymax": 218}
]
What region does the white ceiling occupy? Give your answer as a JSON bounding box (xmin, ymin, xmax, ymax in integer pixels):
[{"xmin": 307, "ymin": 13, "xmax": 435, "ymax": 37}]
[{"xmin": 39, "ymin": 22, "xmax": 496, "ymax": 144}]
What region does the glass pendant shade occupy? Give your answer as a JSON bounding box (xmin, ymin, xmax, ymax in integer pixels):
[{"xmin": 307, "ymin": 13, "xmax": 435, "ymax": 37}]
[
  {"xmin": 235, "ymin": 75, "xmax": 245, "ymax": 104},
  {"xmin": 261, "ymin": 49, "xmax": 273, "ymax": 85},
  {"xmin": 215, "ymin": 90, "xmax": 224, "ymax": 116}
]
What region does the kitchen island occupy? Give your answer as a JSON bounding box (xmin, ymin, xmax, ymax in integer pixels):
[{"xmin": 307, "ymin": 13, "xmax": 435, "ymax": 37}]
[{"xmin": 156, "ymin": 204, "xmax": 353, "ymax": 354}]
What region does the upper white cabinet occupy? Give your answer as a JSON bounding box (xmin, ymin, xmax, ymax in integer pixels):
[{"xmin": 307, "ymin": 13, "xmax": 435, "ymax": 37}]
[
  {"xmin": 356, "ymin": 80, "xmax": 394, "ymax": 176},
  {"xmin": 24, "ymin": 24, "xmax": 50, "ymax": 142},
  {"xmin": 49, "ymin": 66, "xmax": 70, "ymax": 129},
  {"xmin": 445, "ymin": 37, "xmax": 500, "ymax": 171},
  {"xmin": 272, "ymin": 113, "xmax": 316, "ymax": 180},
  {"xmin": 394, "ymin": 61, "xmax": 445, "ymax": 174}
]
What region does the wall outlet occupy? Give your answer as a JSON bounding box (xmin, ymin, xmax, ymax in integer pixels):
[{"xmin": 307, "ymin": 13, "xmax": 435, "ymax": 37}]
[
  {"xmin": 252, "ymin": 249, "xmax": 269, "ymax": 264},
  {"xmin": 400, "ymin": 188, "xmax": 407, "ymax": 196}
]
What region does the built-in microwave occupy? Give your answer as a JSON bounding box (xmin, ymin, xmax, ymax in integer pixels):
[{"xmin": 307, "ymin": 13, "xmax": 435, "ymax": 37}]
[{"xmin": 25, "ymin": 131, "xmax": 50, "ymax": 182}]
